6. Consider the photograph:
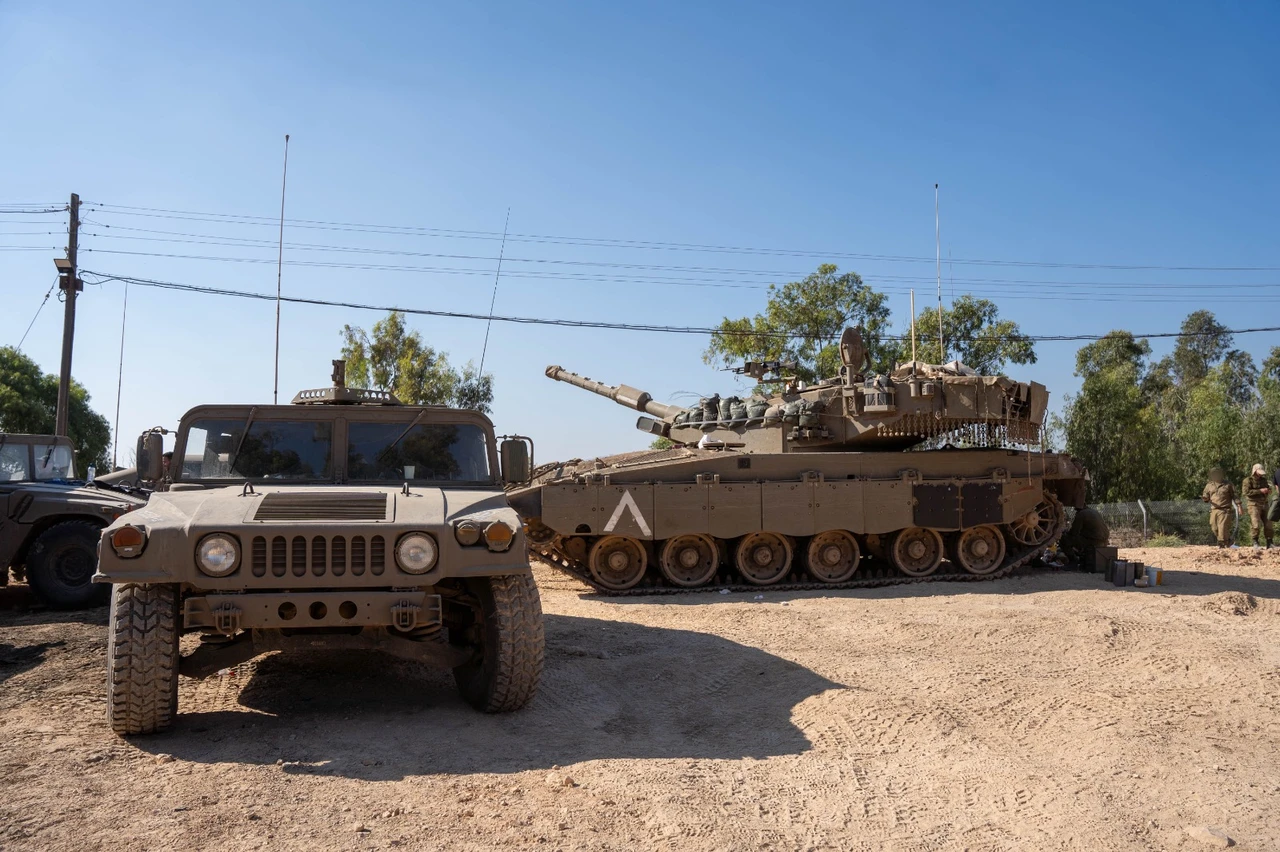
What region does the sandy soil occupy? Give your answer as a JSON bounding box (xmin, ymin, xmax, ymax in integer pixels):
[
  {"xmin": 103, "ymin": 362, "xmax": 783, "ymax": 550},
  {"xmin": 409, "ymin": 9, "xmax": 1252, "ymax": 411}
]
[{"xmin": 2, "ymin": 546, "xmax": 1278, "ymax": 851}]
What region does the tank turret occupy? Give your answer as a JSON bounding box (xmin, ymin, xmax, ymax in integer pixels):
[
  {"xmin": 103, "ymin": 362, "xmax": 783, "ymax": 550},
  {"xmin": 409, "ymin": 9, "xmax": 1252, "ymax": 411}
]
[{"xmin": 546, "ymin": 328, "xmax": 1048, "ymax": 453}]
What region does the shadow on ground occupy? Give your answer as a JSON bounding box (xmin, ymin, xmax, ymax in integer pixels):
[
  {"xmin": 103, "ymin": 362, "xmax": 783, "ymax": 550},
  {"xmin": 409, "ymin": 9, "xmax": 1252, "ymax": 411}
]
[
  {"xmin": 0, "ymin": 641, "xmax": 65, "ymax": 687},
  {"xmin": 129, "ymin": 613, "xmax": 842, "ymax": 779}
]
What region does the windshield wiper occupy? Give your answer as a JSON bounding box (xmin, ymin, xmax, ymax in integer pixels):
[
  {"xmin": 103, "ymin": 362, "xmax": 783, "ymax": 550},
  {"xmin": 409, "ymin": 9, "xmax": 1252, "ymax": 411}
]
[
  {"xmin": 376, "ymin": 410, "xmax": 428, "ymax": 463},
  {"xmin": 227, "ymin": 407, "xmax": 259, "ymax": 475}
]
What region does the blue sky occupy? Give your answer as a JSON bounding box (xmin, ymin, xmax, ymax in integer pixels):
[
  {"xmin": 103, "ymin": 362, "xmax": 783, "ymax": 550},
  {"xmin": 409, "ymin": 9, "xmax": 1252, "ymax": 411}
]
[{"xmin": 2, "ymin": 1, "xmax": 1278, "ymax": 464}]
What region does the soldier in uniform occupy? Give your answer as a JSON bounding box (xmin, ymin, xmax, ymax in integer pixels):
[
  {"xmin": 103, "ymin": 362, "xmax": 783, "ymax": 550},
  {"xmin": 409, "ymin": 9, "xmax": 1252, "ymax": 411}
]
[
  {"xmin": 1059, "ymin": 506, "xmax": 1110, "ymax": 567},
  {"xmin": 1201, "ymin": 467, "xmax": 1239, "ymax": 548},
  {"xmin": 1243, "ymin": 463, "xmax": 1274, "ymax": 549}
]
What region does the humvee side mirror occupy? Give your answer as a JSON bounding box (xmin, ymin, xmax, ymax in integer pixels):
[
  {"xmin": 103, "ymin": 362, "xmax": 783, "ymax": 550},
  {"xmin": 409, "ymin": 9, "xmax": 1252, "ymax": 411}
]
[
  {"xmin": 499, "ymin": 437, "xmax": 532, "ymax": 486},
  {"xmin": 138, "ymin": 432, "xmax": 165, "ymax": 481}
]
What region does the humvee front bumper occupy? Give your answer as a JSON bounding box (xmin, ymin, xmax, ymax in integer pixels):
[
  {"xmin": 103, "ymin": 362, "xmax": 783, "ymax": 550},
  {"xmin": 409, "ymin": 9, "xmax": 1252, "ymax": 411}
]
[{"xmin": 184, "ymin": 590, "xmax": 442, "ymax": 633}]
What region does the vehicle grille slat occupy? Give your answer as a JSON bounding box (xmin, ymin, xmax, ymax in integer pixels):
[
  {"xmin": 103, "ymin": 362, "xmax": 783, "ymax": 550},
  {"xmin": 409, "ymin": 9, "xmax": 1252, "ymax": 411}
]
[
  {"xmin": 251, "ymin": 536, "xmax": 266, "ymax": 577},
  {"xmin": 252, "ymin": 492, "xmax": 388, "ymax": 522}
]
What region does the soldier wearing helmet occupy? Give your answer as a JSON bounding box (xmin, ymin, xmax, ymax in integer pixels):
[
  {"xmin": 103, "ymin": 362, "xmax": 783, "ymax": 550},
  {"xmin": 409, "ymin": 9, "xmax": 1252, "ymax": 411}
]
[
  {"xmin": 1242, "ymin": 463, "xmax": 1274, "ymax": 550},
  {"xmin": 1201, "ymin": 467, "xmax": 1239, "ymax": 548}
]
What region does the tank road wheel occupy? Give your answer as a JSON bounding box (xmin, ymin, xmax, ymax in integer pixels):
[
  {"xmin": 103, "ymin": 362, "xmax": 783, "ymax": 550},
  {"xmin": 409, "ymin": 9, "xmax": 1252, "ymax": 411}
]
[
  {"xmin": 453, "ymin": 574, "xmax": 545, "ymax": 713},
  {"xmin": 890, "ymin": 527, "xmax": 944, "ymax": 577},
  {"xmin": 659, "ymin": 534, "xmax": 719, "ymax": 587},
  {"xmin": 806, "ymin": 530, "xmax": 861, "ymax": 583},
  {"xmin": 949, "ymin": 525, "xmax": 1008, "ymax": 575},
  {"xmin": 26, "ymin": 520, "xmax": 110, "ymax": 610},
  {"xmin": 587, "ymin": 536, "xmax": 648, "ymax": 591},
  {"xmin": 1006, "ymin": 496, "xmax": 1062, "ymax": 548},
  {"xmin": 734, "ymin": 532, "xmax": 793, "ymax": 586},
  {"xmin": 106, "ymin": 583, "xmax": 180, "ymax": 736}
]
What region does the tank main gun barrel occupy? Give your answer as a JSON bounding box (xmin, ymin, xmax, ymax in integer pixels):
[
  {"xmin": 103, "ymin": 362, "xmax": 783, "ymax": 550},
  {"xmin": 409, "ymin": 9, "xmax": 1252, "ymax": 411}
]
[{"xmin": 545, "ymin": 366, "xmax": 685, "ymax": 420}]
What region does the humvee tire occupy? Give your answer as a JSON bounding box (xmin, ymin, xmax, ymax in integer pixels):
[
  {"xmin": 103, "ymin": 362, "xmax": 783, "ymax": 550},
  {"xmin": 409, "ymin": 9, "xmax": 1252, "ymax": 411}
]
[
  {"xmin": 107, "ymin": 583, "xmax": 180, "ymax": 735},
  {"xmin": 452, "ymin": 574, "xmax": 544, "ymax": 712},
  {"xmin": 26, "ymin": 520, "xmax": 110, "ymax": 610}
]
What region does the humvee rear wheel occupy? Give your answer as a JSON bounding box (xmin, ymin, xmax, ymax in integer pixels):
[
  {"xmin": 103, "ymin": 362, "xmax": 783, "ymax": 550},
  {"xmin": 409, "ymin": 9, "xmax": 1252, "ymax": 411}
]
[
  {"xmin": 1006, "ymin": 496, "xmax": 1060, "ymax": 547},
  {"xmin": 890, "ymin": 527, "xmax": 944, "ymax": 577},
  {"xmin": 950, "ymin": 525, "xmax": 1007, "ymax": 575},
  {"xmin": 26, "ymin": 520, "xmax": 109, "ymax": 610},
  {"xmin": 588, "ymin": 536, "xmax": 648, "ymax": 590},
  {"xmin": 806, "ymin": 530, "xmax": 861, "ymax": 583},
  {"xmin": 453, "ymin": 574, "xmax": 545, "ymax": 712},
  {"xmin": 106, "ymin": 583, "xmax": 180, "ymax": 736},
  {"xmin": 659, "ymin": 534, "xmax": 718, "ymax": 587},
  {"xmin": 734, "ymin": 532, "xmax": 793, "ymax": 585}
]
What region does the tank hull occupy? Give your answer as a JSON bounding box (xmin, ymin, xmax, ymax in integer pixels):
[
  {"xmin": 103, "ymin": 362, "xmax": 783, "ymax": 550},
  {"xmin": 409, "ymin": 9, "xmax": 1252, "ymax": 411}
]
[{"xmin": 509, "ymin": 446, "xmax": 1087, "ymax": 594}]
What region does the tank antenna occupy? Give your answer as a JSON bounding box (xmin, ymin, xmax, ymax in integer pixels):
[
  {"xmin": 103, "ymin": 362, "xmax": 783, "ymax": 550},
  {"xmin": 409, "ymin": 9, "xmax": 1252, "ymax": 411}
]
[
  {"xmin": 935, "ymin": 183, "xmax": 945, "ymax": 364},
  {"xmin": 273, "ymin": 133, "xmax": 290, "ymax": 405},
  {"xmin": 479, "ymin": 207, "xmax": 511, "ymax": 377}
]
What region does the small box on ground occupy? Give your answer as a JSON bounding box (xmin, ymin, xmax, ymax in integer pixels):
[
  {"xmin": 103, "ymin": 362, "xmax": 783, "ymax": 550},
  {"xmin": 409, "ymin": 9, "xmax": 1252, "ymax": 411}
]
[{"xmin": 1087, "ymin": 546, "xmax": 1118, "ymax": 574}]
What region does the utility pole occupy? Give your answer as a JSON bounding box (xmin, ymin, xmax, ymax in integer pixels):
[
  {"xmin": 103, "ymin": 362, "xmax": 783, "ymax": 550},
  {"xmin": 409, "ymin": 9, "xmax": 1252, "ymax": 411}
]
[{"xmin": 54, "ymin": 192, "xmax": 81, "ymax": 437}]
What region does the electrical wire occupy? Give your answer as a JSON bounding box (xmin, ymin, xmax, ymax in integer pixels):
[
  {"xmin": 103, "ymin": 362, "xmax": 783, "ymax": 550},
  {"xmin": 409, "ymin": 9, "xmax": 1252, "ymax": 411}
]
[
  {"xmin": 79, "ymin": 270, "xmax": 1280, "ymax": 343},
  {"xmin": 15, "ymin": 276, "xmax": 59, "ymax": 352},
  {"xmin": 85, "ymin": 202, "xmax": 1280, "ymax": 272}
]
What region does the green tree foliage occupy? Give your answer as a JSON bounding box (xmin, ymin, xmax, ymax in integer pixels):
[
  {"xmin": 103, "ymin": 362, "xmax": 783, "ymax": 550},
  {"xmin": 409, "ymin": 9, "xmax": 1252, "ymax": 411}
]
[
  {"xmin": 890, "ymin": 294, "xmax": 1036, "ymax": 375},
  {"xmin": 704, "ymin": 264, "xmax": 892, "ymax": 384},
  {"xmin": 1055, "ymin": 311, "xmax": 1279, "ymax": 503},
  {"xmin": 0, "ymin": 346, "xmax": 111, "ymax": 472},
  {"xmin": 339, "ymin": 312, "xmax": 494, "ymax": 413}
]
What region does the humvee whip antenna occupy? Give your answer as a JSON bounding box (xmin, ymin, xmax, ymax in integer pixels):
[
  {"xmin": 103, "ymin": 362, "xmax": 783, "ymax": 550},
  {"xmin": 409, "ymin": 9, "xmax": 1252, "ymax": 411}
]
[
  {"xmin": 478, "ymin": 207, "xmax": 510, "ymax": 376},
  {"xmin": 935, "ymin": 183, "xmax": 944, "ymax": 364},
  {"xmin": 273, "ymin": 133, "xmax": 290, "ymax": 405},
  {"xmin": 112, "ymin": 281, "xmax": 128, "ymax": 469}
]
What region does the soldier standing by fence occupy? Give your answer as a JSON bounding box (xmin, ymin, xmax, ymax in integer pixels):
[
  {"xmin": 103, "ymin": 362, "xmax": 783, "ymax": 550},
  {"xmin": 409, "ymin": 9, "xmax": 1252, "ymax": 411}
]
[
  {"xmin": 1243, "ymin": 463, "xmax": 1274, "ymax": 550},
  {"xmin": 1201, "ymin": 467, "xmax": 1239, "ymax": 548}
]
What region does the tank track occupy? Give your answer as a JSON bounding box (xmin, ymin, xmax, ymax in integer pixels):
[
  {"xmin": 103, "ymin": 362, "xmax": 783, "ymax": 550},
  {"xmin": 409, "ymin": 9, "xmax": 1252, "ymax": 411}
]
[{"xmin": 531, "ymin": 493, "xmax": 1068, "ymax": 597}]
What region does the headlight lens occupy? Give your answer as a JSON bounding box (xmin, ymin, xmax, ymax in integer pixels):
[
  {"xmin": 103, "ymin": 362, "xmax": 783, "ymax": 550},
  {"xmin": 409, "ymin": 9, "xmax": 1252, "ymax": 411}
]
[
  {"xmin": 197, "ymin": 534, "xmax": 240, "ymax": 577},
  {"xmin": 483, "ymin": 521, "xmax": 515, "ymax": 552},
  {"xmin": 396, "ymin": 533, "xmax": 437, "ymax": 574},
  {"xmin": 454, "ymin": 520, "xmax": 482, "ymax": 546}
]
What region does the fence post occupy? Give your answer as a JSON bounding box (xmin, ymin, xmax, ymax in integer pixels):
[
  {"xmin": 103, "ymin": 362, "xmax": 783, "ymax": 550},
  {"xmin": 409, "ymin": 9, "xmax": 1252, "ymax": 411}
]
[{"xmin": 1137, "ymin": 499, "xmax": 1148, "ymax": 542}]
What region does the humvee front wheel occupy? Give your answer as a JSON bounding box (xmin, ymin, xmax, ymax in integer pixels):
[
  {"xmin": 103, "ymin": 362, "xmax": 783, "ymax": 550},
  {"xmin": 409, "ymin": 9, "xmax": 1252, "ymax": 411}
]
[
  {"xmin": 26, "ymin": 520, "xmax": 109, "ymax": 609},
  {"xmin": 106, "ymin": 583, "xmax": 180, "ymax": 736},
  {"xmin": 453, "ymin": 574, "xmax": 545, "ymax": 713}
]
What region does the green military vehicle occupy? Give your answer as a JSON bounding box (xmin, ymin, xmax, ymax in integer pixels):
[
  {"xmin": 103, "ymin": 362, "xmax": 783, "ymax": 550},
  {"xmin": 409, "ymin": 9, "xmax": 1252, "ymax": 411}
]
[
  {"xmin": 509, "ymin": 328, "xmax": 1089, "ymax": 593},
  {"xmin": 95, "ymin": 364, "xmax": 543, "ymax": 735},
  {"xmin": 1, "ymin": 433, "xmax": 146, "ymax": 608}
]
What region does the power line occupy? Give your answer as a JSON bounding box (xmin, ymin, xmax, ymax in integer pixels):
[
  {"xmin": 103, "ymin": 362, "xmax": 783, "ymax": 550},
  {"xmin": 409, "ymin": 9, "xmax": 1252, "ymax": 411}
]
[
  {"xmin": 76, "ymin": 228, "xmax": 1280, "ymax": 291},
  {"xmin": 16, "ymin": 276, "xmax": 59, "ymax": 352},
  {"xmin": 85, "ymin": 201, "xmax": 1280, "ymax": 272},
  {"xmin": 80, "ymin": 270, "xmax": 1280, "ymax": 343}
]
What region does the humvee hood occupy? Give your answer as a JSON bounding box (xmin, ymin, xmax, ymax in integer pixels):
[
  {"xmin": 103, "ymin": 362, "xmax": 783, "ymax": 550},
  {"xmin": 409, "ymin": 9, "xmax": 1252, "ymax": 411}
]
[{"xmin": 126, "ymin": 484, "xmax": 518, "ymax": 531}]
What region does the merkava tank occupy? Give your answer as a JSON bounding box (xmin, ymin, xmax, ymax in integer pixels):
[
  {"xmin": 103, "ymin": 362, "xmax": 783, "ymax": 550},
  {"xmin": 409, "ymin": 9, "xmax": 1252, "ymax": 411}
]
[{"xmin": 507, "ymin": 328, "xmax": 1088, "ymax": 594}]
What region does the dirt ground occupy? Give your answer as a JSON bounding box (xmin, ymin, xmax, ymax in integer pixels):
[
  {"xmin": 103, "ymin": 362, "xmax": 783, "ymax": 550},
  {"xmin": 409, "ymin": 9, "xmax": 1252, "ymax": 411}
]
[{"xmin": 2, "ymin": 547, "xmax": 1278, "ymax": 851}]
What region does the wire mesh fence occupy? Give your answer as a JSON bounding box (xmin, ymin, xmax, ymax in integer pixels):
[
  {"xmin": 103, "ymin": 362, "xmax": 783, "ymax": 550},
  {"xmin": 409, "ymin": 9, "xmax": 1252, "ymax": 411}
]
[{"xmin": 1092, "ymin": 500, "xmax": 1240, "ymax": 546}]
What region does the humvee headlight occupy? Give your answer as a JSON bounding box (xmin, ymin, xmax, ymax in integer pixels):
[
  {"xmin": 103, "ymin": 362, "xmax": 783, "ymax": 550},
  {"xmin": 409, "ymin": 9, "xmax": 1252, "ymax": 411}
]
[
  {"xmin": 482, "ymin": 521, "xmax": 515, "ymax": 553},
  {"xmin": 110, "ymin": 525, "xmax": 147, "ymax": 558},
  {"xmin": 396, "ymin": 533, "xmax": 437, "ymax": 574},
  {"xmin": 454, "ymin": 520, "xmax": 482, "ymax": 547},
  {"xmin": 197, "ymin": 534, "xmax": 240, "ymax": 577}
]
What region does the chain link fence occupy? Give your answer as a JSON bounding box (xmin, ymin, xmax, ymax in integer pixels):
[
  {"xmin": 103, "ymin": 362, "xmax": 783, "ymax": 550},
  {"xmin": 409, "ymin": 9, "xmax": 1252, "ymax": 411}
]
[{"xmin": 1091, "ymin": 500, "xmax": 1238, "ymax": 546}]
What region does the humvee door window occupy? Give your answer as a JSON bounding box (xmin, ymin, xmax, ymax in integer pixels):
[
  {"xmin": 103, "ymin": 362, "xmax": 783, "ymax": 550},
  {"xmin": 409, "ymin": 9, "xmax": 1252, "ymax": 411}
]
[
  {"xmin": 33, "ymin": 443, "xmax": 75, "ymax": 481},
  {"xmin": 0, "ymin": 444, "xmax": 29, "ymax": 482},
  {"xmin": 185, "ymin": 419, "xmax": 333, "ymax": 480},
  {"xmin": 348, "ymin": 422, "xmax": 491, "ymax": 482}
]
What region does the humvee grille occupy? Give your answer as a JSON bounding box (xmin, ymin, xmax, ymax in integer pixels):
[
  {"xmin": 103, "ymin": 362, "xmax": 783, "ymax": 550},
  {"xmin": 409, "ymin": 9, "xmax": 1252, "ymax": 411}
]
[
  {"xmin": 252, "ymin": 492, "xmax": 389, "ymax": 522},
  {"xmin": 250, "ymin": 534, "xmax": 387, "ymax": 577}
]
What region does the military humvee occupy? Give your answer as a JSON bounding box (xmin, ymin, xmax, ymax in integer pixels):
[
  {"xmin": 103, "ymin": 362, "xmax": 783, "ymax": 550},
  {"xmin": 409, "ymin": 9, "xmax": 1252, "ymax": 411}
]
[
  {"xmin": 95, "ymin": 365, "xmax": 543, "ymax": 735},
  {"xmin": 1, "ymin": 433, "xmax": 145, "ymax": 608}
]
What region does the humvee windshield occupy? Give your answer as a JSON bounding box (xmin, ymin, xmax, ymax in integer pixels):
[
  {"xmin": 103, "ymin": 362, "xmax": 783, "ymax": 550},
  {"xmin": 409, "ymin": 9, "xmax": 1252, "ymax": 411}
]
[
  {"xmin": 348, "ymin": 421, "xmax": 490, "ymax": 482},
  {"xmin": 0, "ymin": 440, "xmax": 76, "ymax": 482},
  {"xmin": 184, "ymin": 419, "xmax": 334, "ymax": 481},
  {"xmin": 175, "ymin": 415, "xmax": 493, "ymax": 484}
]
